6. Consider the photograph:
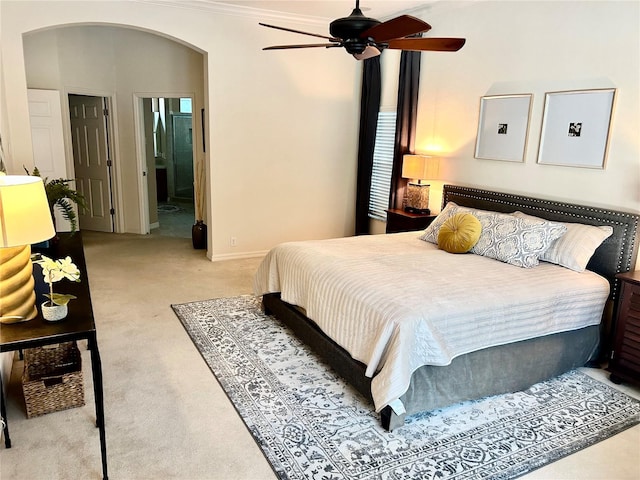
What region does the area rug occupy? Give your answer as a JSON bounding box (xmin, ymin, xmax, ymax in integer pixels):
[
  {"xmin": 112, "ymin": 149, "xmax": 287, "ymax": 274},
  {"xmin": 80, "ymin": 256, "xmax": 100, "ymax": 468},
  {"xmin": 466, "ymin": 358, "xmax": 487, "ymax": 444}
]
[
  {"xmin": 172, "ymin": 295, "xmax": 640, "ymax": 480},
  {"xmin": 157, "ymin": 203, "xmax": 182, "ymax": 213}
]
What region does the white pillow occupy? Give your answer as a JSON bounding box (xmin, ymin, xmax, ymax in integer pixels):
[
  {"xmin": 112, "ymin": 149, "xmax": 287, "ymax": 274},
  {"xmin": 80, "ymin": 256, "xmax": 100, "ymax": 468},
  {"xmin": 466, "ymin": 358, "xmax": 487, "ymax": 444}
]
[
  {"xmin": 421, "ymin": 203, "xmax": 567, "ymax": 268},
  {"xmin": 512, "ymin": 212, "xmax": 613, "ymax": 272}
]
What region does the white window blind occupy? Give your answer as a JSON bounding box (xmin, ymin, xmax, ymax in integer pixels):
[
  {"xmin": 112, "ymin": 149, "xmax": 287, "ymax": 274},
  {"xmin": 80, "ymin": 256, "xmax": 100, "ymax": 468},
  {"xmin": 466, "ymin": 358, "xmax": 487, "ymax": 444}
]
[{"xmin": 368, "ymin": 111, "xmax": 397, "ymax": 220}]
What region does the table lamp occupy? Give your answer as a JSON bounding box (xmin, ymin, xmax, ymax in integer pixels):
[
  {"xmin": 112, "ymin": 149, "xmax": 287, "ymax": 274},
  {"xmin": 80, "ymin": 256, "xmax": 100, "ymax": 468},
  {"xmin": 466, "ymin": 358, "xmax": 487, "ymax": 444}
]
[
  {"xmin": 401, "ymin": 154, "xmax": 440, "ymax": 214},
  {"xmin": 0, "ymin": 174, "xmax": 56, "ymax": 323}
]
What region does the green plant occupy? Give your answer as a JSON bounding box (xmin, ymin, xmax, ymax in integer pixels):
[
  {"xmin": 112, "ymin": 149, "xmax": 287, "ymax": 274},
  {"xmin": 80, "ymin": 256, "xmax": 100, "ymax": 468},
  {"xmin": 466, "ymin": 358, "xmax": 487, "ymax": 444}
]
[{"xmin": 25, "ymin": 167, "xmax": 87, "ymax": 232}]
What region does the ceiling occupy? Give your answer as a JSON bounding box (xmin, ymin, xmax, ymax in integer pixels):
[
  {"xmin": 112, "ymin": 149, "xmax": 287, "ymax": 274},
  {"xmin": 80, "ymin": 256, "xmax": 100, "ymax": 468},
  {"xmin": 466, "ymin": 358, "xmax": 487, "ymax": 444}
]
[
  {"xmin": 149, "ymin": 1, "xmax": 437, "ymax": 23},
  {"xmin": 135, "ymin": 0, "xmax": 443, "ymax": 31},
  {"xmin": 213, "ymin": 1, "xmax": 433, "ymax": 20}
]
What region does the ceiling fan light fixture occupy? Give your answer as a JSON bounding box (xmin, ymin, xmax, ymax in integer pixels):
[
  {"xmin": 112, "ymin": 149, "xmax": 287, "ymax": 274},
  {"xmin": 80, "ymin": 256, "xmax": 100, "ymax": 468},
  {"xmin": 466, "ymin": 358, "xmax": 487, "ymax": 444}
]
[
  {"xmin": 353, "ymin": 45, "xmax": 381, "ymax": 60},
  {"xmin": 343, "ymin": 39, "xmax": 371, "ymax": 55}
]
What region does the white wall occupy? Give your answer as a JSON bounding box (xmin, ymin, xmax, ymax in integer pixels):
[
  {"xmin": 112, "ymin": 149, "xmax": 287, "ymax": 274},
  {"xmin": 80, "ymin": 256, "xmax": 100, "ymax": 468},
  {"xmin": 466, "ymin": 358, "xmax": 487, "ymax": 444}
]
[
  {"xmin": 407, "ymin": 1, "xmax": 639, "ymax": 217},
  {"xmin": 0, "ymin": 0, "xmax": 360, "ymax": 260}
]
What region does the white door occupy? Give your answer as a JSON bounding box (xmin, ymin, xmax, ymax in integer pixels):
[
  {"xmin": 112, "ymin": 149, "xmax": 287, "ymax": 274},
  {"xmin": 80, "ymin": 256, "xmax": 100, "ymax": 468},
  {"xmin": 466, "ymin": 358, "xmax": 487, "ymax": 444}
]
[
  {"xmin": 27, "ymin": 89, "xmax": 73, "ymax": 231},
  {"xmin": 69, "ymin": 94, "xmax": 113, "ymax": 232}
]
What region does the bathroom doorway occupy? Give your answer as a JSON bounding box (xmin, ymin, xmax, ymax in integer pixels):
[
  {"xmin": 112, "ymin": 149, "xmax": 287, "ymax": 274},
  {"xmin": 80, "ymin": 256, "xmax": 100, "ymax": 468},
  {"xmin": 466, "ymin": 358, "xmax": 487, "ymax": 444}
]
[{"xmin": 142, "ymin": 96, "xmax": 195, "ymax": 238}]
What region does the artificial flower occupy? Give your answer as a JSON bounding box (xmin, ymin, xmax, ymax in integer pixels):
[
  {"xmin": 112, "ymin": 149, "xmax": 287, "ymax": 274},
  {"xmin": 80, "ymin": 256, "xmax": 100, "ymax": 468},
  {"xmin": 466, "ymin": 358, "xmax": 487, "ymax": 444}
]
[{"xmin": 35, "ymin": 255, "xmax": 81, "ymax": 306}]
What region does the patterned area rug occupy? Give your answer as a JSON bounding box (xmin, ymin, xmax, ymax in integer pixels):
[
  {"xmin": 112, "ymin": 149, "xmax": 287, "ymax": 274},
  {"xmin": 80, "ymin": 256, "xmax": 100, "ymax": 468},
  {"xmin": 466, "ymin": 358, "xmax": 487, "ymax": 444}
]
[
  {"xmin": 172, "ymin": 296, "xmax": 640, "ymax": 480},
  {"xmin": 157, "ymin": 203, "xmax": 183, "ymax": 213}
]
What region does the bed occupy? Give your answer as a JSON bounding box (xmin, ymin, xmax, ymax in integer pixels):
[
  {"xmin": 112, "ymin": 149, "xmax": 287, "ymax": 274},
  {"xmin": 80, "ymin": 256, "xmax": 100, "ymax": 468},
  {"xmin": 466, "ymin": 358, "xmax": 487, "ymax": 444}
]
[{"xmin": 254, "ymin": 185, "xmax": 640, "ymax": 431}]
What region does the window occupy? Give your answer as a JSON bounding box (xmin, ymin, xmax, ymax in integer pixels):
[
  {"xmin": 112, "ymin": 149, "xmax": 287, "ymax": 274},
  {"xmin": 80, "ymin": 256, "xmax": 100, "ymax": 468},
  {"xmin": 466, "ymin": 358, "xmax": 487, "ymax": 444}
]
[
  {"xmin": 368, "ymin": 110, "xmax": 396, "ymax": 220},
  {"xmin": 152, "ymin": 97, "xmax": 166, "ymax": 158},
  {"xmin": 179, "ymin": 97, "xmax": 192, "ymax": 113}
]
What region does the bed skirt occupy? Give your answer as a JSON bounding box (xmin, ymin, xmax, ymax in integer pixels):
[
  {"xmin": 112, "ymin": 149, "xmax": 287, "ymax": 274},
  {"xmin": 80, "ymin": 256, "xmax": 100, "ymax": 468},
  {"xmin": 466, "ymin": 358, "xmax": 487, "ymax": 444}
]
[{"xmin": 262, "ymin": 293, "xmax": 600, "ymax": 431}]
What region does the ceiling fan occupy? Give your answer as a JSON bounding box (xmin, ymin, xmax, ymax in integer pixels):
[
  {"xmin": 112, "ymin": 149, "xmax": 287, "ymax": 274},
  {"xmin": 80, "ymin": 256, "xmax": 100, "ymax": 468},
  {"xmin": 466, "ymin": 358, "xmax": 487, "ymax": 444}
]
[{"xmin": 259, "ymin": 0, "xmax": 466, "ymax": 60}]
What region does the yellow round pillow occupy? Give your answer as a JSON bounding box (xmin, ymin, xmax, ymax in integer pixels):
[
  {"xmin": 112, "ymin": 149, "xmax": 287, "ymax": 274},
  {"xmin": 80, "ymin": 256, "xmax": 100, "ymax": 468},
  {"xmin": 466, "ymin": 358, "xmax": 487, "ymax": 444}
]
[{"xmin": 437, "ymin": 213, "xmax": 482, "ymax": 253}]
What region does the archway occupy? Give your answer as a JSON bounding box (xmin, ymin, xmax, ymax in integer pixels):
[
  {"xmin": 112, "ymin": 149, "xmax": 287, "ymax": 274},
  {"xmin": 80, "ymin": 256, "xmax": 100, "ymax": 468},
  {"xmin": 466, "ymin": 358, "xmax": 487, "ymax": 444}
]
[{"xmin": 22, "ymin": 24, "xmax": 207, "ymax": 237}]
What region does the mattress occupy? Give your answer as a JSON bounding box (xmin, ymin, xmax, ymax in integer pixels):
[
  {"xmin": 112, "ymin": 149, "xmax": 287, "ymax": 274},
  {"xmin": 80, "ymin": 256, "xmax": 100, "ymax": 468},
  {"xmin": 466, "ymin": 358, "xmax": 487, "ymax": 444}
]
[{"xmin": 254, "ymin": 232, "xmax": 610, "ymax": 412}]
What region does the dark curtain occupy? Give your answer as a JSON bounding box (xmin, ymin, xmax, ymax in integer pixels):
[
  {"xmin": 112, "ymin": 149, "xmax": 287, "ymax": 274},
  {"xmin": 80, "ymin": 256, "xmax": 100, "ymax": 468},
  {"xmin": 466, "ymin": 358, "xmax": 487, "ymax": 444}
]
[
  {"xmin": 354, "ymin": 56, "xmax": 382, "ymax": 235},
  {"xmin": 389, "ymin": 50, "xmax": 422, "ymax": 210}
]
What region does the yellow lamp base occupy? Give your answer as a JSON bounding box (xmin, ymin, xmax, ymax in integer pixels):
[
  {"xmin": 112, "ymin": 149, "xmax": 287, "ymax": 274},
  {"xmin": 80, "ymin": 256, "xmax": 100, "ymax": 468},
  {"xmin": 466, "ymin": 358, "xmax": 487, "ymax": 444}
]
[{"xmin": 0, "ymin": 244, "xmax": 38, "ymax": 323}]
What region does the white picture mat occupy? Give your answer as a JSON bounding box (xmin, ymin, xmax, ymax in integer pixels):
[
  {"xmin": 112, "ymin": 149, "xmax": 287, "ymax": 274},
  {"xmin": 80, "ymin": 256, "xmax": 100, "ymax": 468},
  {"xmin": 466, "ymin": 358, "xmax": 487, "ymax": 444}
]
[
  {"xmin": 475, "ymin": 94, "xmax": 532, "ymax": 162},
  {"xmin": 537, "ymin": 89, "xmax": 615, "ymax": 168}
]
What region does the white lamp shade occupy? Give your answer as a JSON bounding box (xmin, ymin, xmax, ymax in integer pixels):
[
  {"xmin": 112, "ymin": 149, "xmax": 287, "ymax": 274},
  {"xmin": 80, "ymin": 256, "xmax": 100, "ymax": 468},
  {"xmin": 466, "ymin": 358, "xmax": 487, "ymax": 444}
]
[
  {"xmin": 402, "ymin": 155, "xmax": 440, "ymax": 181},
  {"xmin": 0, "ymin": 175, "xmax": 55, "ymax": 247}
]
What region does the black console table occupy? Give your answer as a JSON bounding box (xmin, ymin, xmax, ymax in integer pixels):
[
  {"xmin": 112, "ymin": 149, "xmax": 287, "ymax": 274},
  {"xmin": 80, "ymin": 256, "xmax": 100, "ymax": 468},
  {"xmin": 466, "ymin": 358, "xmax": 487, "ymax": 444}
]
[{"xmin": 0, "ymin": 232, "xmax": 108, "ymax": 480}]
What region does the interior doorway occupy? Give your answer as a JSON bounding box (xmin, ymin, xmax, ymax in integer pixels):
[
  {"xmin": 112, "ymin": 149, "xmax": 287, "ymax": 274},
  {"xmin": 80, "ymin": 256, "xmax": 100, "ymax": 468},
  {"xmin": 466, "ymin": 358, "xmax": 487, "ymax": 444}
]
[
  {"xmin": 68, "ymin": 94, "xmax": 115, "ymax": 233},
  {"xmin": 141, "ymin": 96, "xmax": 195, "ymax": 238}
]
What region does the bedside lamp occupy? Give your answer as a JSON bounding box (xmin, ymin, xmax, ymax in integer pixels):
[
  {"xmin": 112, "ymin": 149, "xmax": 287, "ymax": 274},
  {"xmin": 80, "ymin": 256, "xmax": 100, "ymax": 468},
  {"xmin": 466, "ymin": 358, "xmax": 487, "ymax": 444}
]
[
  {"xmin": 402, "ymin": 155, "xmax": 440, "ymax": 214},
  {"xmin": 0, "ymin": 175, "xmax": 55, "ymax": 323}
]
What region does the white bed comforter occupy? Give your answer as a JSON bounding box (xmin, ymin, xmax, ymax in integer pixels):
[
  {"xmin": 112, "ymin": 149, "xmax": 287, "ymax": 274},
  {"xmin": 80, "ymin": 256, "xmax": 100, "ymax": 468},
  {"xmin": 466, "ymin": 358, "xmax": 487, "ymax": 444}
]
[{"xmin": 253, "ymin": 232, "xmax": 610, "ymax": 413}]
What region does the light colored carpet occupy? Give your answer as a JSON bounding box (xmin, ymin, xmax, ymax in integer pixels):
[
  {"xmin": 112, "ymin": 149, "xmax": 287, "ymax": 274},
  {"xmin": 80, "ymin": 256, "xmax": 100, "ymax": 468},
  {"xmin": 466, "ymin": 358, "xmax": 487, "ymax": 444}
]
[{"xmin": 1, "ymin": 231, "xmax": 639, "ymax": 479}]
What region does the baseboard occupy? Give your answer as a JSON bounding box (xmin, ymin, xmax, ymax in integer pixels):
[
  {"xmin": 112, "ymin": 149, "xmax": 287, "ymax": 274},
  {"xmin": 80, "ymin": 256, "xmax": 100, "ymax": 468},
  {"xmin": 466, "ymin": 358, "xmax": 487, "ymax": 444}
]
[{"xmin": 211, "ymin": 250, "xmax": 268, "ymax": 262}]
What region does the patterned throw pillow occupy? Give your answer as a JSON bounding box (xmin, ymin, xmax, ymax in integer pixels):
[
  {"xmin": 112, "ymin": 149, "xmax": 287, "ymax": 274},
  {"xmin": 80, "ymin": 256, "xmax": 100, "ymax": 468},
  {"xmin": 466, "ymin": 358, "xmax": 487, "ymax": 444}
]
[
  {"xmin": 469, "ymin": 211, "xmax": 567, "ymax": 268},
  {"xmin": 419, "ymin": 202, "xmax": 461, "ymax": 243},
  {"xmin": 420, "ymin": 202, "xmax": 567, "ymax": 267},
  {"xmin": 512, "ymin": 212, "xmax": 613, "ymax": 272}
]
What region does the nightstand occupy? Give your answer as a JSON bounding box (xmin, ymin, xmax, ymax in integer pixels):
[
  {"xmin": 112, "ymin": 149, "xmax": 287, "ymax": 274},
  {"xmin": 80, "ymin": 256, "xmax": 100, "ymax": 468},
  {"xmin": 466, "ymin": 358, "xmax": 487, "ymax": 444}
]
[
  {"xmin": 608, "ymin": 271, "xmax": 640, "ymax": 386},
  {"xmin": 385, "ymin": 209, "xmax": 437, "ymax": 234}
]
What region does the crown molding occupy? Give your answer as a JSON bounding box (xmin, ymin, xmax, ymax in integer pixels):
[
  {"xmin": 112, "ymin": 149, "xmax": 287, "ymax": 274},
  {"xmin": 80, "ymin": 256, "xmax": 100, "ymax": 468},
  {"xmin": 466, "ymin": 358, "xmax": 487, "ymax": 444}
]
[
  {"xmin": 132, "ymin": 0, "xmax": 330, "ymax": 27},
  {"xmin": 132, "ymin": 1, "xmax": 433, "ymax": 25}
]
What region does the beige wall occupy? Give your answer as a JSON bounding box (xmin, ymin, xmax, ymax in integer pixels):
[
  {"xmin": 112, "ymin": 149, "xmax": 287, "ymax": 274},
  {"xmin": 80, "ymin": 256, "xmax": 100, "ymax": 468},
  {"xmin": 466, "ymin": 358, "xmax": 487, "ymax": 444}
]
[
  {"xmin": 1, "ymin": 1, "xmax": 638, "ymax": 265},
  {"xmin": 376, "ymin": 0, "xmax": 639, "ymax": 267},
  {"xmin": 0, "ymin": 0, "xmax": 359, "ymax": 260},
  {"xmin": 410, "ymin": 1, "xmax": 639, "ymax": 216}
]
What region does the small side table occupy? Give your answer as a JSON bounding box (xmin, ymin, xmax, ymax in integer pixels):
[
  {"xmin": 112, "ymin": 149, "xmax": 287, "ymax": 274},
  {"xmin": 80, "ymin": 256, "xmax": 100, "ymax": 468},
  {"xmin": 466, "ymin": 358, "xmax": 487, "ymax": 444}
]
[
  {"xmin": 608, "ymin": 271, "xmax": 640, "ymax": 386},
  {"xmin": 385, "ymin": 209, "xmax": 437, "ymax": 234}
]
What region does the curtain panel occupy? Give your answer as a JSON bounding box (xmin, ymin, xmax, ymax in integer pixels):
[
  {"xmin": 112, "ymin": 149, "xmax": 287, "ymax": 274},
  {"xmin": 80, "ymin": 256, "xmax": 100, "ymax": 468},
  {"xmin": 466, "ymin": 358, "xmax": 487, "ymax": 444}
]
[
  {"xmin": 389, "ymin": 51, "xmax": 421, "ymax": 210},
  {"xmin": 354, "ymin": 56, "xmax": 382, "ymax": 236}
]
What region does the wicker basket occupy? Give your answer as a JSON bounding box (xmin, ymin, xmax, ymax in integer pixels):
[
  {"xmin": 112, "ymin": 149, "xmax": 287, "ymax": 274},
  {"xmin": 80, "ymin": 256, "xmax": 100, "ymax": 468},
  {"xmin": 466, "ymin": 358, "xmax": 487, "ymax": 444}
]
[{"xmin": 22, "ymin": 342, "xmax": 85, "ymax": 418}]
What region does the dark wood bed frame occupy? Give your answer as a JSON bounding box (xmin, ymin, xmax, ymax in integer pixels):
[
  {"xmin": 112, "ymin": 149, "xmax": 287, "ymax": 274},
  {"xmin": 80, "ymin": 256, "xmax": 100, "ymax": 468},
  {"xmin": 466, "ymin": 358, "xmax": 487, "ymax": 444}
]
[{"xmin": 262, "ymin": 185, "xmax": 640, "ymax": 430}]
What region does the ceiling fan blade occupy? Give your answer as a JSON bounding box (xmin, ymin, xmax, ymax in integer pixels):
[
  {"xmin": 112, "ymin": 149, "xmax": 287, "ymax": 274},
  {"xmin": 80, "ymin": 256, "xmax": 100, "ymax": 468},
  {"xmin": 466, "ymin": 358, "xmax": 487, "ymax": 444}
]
[
  {"xmin": 360, "ymin": 15, "xmax": 431, "ymax": 42},
  {"xmin": 259, "ymin": 23, "xmax": 338, "ymax": 42},
  {"xmin": 387, "ymin": 37, "xmax": 466, "ymax": 52},
  {"xmin": 263, "ymin": 43, "xmax": 341, "ymax": 50}
]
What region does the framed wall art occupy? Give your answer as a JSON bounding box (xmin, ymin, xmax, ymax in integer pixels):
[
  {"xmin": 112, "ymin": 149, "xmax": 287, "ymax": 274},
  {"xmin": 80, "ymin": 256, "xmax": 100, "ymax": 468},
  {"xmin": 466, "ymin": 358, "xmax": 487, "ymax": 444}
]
[
  {"xmin": 537, "ymin": 88, "xmax": 616, "ymax": 169},
  {"xmin": 474, "ymin": 94, "xmax": 532, "ymax": 162}
]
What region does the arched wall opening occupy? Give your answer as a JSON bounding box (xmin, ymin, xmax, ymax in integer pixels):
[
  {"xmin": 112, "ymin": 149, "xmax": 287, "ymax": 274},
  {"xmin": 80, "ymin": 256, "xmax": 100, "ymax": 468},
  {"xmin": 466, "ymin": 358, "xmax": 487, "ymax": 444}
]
[
  {"xmin": 2, "ymin": 1, "xmax": 361, "ymax": 261},
  {"xmin": 22, "ymin": 23, "xmax": 207, "ymax": 240}
]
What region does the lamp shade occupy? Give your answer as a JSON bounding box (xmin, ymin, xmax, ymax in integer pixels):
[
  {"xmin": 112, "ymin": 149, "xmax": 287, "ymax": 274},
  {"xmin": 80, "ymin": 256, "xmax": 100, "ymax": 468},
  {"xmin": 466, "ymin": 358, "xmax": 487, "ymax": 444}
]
[
  {"xmin": 0, "ymin": 175, "xmax": 55, "ymax": 247},
  {"xmin": 401, "ymin": 155, "xmax": 440, "ymax": 180}
]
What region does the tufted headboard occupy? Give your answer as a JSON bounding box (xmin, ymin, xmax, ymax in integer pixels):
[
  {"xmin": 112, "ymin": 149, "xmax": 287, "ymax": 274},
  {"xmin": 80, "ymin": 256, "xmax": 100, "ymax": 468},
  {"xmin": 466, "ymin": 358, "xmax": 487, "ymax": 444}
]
[{"xmin": 442, "ymin": 184, "xmax": 640, "ymax": 305}]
